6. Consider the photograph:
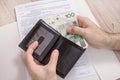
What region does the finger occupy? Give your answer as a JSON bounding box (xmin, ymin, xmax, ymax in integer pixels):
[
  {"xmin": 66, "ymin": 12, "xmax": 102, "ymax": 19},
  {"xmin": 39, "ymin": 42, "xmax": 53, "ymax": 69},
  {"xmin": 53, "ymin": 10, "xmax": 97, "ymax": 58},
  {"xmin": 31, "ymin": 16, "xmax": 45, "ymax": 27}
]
[
  {"xmin": 77, "ymin": 15, "xmax": 83, "ymax": 27},
  {"xmin": 67, "ymin": 26, "xmax": 86, "ymax": 36},
  {"xmin": 25, "ymin": 41, "xmax": 38, "ymax": 68},
  {"xmin": 77, "ymin": 15, "xmax": 90, "ymax": 28},
  {"xmin": 27, "ymin": 41, "xmax": 38, "ymax": 55},
  {"xmin": 48, "ymin": 49, "xmax": 59, "ymax": 70}
]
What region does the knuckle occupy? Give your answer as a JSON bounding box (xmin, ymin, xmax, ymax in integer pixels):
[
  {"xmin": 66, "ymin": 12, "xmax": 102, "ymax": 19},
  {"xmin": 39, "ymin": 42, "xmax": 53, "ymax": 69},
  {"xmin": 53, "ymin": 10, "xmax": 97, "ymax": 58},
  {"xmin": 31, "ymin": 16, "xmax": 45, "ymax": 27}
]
[
  {"xmin": 72, "ymin": 27, "xmax": 77, "ymax": 32},
  {"xmin": 83, "ymin": 17, "xmax": 90, "ymax": 22},
  {"xmin": 48, "ymin": 67, "xmax": 55, "ymax": 72}
]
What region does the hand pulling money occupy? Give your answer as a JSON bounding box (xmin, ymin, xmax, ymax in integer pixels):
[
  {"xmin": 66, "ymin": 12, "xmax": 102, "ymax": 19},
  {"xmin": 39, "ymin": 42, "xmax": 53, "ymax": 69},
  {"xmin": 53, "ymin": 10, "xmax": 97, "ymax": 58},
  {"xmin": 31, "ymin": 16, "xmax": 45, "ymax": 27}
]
[{"xmin": 47, "ymin": 12, "xmax": 88, "ymax": 48}]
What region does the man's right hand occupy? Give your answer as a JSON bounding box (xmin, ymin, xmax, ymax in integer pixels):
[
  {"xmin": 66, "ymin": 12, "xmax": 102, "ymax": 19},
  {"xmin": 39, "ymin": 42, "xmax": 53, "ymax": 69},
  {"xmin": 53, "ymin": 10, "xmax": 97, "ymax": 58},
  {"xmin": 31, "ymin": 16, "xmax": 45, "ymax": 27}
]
[{"xmin": 67, "ymin": 16, "xmax": 111, "ymax": 49}]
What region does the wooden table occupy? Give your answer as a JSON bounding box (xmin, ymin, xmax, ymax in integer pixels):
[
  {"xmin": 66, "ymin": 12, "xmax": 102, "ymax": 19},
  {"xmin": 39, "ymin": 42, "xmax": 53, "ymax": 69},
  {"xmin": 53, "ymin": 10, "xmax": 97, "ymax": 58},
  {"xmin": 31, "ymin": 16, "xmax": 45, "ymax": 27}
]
[{"xmin": 0, "ymin": 0, "xmax": 120, "ymax": 61}]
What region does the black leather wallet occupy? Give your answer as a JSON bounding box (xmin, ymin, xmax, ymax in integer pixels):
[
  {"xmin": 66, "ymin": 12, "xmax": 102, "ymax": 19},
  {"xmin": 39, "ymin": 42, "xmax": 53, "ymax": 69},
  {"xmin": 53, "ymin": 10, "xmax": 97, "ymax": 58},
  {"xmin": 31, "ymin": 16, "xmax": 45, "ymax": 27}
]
[{"xmin": 19, "ymin": 19, "xmax": 86, "ymax": 78}]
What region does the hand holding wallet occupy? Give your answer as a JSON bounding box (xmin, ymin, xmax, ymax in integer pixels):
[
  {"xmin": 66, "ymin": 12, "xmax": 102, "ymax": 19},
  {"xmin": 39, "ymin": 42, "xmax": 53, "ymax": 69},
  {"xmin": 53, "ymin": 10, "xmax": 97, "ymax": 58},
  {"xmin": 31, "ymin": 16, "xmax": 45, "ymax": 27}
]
[{"xmin": 19, "ymin": 19, "xmax": 86, "ymax": 78}]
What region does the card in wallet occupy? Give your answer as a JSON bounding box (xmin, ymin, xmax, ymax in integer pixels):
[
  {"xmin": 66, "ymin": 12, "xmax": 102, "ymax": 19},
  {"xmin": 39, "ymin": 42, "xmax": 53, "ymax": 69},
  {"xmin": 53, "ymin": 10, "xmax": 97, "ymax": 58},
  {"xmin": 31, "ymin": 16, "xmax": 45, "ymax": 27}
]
[{"xmin": 19, "ymin": 19, "xmax": 86, "ymax": 78}]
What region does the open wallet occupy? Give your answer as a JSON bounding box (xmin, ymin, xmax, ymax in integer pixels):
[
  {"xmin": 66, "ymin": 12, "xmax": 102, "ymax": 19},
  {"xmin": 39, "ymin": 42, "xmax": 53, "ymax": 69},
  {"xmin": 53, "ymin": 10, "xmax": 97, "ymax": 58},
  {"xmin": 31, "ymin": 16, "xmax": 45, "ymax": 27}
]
[{"xmin": 19, "ymin": 19, "xmax": 87, "ymax": 78}]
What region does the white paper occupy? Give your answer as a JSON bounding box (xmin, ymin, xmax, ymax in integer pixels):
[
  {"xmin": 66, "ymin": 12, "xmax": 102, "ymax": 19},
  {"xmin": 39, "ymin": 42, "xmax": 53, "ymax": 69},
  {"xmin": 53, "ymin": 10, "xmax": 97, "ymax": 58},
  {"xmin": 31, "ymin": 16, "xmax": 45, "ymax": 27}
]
[
  {"xmin": 15, "ymin": 0, "xmax": 98, "ymax": 80},
  {"xmin": 15, "ymin": 0, "xmax": 73, "ymax": 40}
]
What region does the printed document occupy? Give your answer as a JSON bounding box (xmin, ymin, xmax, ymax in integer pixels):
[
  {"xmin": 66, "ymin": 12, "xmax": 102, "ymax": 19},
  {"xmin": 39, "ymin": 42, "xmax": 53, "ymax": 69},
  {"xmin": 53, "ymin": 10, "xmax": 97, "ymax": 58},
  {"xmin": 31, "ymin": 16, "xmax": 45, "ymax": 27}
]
[{"xmin": 15, "ymin": 0, "xmax": 99, "ymax": 80}]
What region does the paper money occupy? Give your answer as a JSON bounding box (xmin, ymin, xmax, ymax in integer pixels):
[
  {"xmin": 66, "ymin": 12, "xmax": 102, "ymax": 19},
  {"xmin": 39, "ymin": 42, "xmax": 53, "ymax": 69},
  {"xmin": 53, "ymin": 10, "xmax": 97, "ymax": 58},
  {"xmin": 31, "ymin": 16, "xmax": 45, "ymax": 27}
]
[{"xmin": 47, "ymin": 12, "xmax": 87, "ymax": 48}]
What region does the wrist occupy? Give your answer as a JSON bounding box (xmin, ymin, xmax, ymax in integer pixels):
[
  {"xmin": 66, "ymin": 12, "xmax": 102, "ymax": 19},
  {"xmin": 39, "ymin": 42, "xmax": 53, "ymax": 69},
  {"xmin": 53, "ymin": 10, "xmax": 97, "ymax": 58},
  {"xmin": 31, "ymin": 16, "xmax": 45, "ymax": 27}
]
[
  {"xmin": 106, "ymin": 33, "xmax": 120, "ymax": 50},
  {"xmin": 102, "ymin": 32, "xmax": 111, "ymax": 49}
]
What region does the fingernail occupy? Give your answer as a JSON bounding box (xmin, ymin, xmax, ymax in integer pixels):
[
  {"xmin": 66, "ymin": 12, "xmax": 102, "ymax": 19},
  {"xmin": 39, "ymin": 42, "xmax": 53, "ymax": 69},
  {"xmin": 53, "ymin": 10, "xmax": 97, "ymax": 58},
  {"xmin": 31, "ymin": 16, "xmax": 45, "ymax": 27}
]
[
  {"xmin": 53, "ymin": 49, "xmax": 59, "ymax": 53},
  {"xmin": 32, "ymin": 41, "xmax": 39, "ymax": 46},
  {"xmin": 34, "ymin": 41, "xmax": 38, "ymax": 44}
]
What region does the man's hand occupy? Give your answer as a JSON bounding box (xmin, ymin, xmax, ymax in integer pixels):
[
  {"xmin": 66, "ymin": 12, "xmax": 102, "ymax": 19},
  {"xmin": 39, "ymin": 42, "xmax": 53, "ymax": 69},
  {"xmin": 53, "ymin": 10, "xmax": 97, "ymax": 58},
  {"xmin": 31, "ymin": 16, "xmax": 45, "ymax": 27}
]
[
  {"xmin": 67, "ymin": 16, "xmax": 120, "ymax": 50},
  {"xmin": 24, "ymin": 41, "xmax": 59, "ymax": 80},
  {"xmin": 67, "ymin": 16, "xmax": 110, "ymax": 49}
]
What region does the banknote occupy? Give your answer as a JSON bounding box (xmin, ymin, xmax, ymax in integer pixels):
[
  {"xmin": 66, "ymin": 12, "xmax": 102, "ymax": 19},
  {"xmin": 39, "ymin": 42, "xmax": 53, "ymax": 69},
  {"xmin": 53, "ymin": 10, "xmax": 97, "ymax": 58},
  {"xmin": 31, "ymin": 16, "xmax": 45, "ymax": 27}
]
[{"xmin": 47, "ymin": 12, "xmax": 88, "ymax": 48}]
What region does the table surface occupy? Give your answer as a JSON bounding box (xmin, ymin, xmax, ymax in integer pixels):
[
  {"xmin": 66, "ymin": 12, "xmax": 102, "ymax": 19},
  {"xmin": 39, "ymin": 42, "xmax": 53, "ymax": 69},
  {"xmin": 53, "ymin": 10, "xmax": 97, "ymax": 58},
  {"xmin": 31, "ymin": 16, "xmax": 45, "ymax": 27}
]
[{"xmin": 0, "ymin": 0, "xmax": 120, "ymax": 60}]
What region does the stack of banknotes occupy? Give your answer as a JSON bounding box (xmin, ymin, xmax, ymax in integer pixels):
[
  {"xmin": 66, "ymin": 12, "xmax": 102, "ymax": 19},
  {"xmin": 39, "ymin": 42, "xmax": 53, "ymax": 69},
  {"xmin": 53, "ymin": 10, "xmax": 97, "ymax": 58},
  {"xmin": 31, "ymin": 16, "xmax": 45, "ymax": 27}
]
[{"xmin": 47, "ymin": 12, "xmax": 88, "ymax": 48}]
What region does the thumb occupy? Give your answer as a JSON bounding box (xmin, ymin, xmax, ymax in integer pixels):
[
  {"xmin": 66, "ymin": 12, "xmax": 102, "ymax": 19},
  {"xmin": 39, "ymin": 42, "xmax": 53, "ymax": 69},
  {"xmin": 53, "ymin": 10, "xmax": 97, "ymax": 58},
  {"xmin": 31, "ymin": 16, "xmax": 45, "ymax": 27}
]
[
  {"xmin": 67, "ymin": 26, "xmax": 86, "ymax": 36},
  {"xmin": 25, "ymin": 41, "xmax": 38, "ymax": 68},
  {"xmin": 48, "ymin": 49, "xmax": 59, "ymax": 70}
]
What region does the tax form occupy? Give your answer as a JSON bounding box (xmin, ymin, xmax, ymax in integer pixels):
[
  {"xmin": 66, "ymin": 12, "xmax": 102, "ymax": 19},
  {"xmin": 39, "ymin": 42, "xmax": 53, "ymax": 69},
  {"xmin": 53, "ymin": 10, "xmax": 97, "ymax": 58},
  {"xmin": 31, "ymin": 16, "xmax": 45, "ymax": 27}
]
[
  {"xmin": 15, "ymin": 0, "xmax": 73, "ymax": 40},
  {"xmin": 15, "ymin": 0, "xmax": 99, "ymax": 80}
]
